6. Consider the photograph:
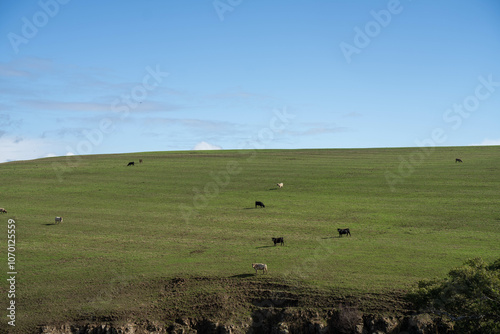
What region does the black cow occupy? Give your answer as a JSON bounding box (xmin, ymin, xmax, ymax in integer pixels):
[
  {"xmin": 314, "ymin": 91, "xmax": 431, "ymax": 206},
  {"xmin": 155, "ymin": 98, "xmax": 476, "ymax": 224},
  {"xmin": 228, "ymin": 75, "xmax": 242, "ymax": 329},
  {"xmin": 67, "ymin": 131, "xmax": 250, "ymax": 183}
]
[
  {"xmin": 337, "ymin": 228, "xmax": 351, "ymax": 237},
  {"xmin": 255, "ymin": 201, "xmax": 265, "ymax": 208},
  {"xmin": 455, "ymin": 158, "xmax": 463, "ymax": 163},
  {"xmin": 272, "ymin": 237, "xmax": 284, "ymax": 246},
  {"xmin": 127, "ymin": 162, "xmax": 135, "ymax": 166}
]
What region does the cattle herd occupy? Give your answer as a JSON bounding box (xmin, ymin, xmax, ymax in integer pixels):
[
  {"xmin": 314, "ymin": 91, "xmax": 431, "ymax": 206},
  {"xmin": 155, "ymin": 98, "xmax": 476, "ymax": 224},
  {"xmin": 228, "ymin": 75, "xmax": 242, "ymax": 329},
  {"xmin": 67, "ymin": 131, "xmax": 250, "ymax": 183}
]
[
  {"xmin": 1, "ymin": 156, "xmax": 466, "ymax": 278},
  {"xmin": 127, "ymin": 159, "xmax": 144, "ymax": 166},
  {"xmin": 10, "ymin": 156, "xmax": 464, "ymax": 275},
  {"xmin": 120, "ymin": 156, "xmax": 463, "ymax": 276},
  {"xmin": 250, "ymin": 182, "xmax": 352, "ymax": 275}
]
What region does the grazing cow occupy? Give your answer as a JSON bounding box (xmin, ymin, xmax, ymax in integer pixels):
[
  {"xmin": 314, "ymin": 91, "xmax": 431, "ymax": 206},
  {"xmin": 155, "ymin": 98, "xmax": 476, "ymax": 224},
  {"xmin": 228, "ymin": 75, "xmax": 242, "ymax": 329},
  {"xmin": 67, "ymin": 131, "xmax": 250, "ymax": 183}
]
[
  {"xmin": 0, "ymin": 208, "xmax": 7, "ymax": 213},
  {"xmin": 55, "ymin": 217, "xmax": 63, "ymax": 224},
  {"xmin": 139, "ymin": 159, "xmax": 143, "ymax": 163},
  {"xmin": 127, "ymin": 162, "xmax": 134, "ymax": 166},
  {"xmin": 272, "ymin": 237, "xmax": 284, "ymax": 246},
  {"xmin": 455, "ymin": 158, "xmax": 463, "ymax": 163},
  {"xmin": 255, "ymin": 201, "xmax": 265, "ymax": 208},
  {"xmin": 277, "ymin": 182, "xmax": 283, "ymax": 188},
  {"xmin": 252, "ymin": 263, "xmax": 268, "ymax": 274},
  {"xmin": 337, "ymin": 228, "xmax": 351, "ymax": 237}
]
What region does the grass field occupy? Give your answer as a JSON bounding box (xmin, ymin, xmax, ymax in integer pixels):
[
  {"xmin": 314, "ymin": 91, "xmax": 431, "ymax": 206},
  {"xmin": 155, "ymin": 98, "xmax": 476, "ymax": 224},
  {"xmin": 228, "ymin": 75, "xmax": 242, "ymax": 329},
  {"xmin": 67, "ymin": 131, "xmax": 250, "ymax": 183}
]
[{"xmin": 1, "ymin": 146, "xmax": 499, "ymax": 332}]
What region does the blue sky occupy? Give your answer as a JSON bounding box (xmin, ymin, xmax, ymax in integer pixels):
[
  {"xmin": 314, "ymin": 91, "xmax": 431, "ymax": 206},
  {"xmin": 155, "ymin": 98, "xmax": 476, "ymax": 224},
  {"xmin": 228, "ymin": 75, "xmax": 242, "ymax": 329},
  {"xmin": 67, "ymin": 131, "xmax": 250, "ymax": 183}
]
[{"xmin": 1, "ymin": 0, "xmax": 500, "ymax": 163}]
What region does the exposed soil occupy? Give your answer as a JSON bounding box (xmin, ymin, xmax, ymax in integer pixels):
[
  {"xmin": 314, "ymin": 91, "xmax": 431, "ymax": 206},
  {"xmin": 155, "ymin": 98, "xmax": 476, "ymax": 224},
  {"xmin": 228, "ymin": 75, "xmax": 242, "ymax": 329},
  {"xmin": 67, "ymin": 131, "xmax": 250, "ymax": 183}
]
[{"xmin": 35, "ymin": 275, "xmax": 453, "ymax": 333}]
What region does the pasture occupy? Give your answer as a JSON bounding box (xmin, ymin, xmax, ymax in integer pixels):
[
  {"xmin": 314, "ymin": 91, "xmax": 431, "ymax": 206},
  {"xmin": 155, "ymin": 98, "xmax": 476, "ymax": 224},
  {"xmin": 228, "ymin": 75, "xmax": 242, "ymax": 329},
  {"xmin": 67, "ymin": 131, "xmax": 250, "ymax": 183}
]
[{"xmin": 1, "ymin": 147, "xmax": 499, "ymax": 331}]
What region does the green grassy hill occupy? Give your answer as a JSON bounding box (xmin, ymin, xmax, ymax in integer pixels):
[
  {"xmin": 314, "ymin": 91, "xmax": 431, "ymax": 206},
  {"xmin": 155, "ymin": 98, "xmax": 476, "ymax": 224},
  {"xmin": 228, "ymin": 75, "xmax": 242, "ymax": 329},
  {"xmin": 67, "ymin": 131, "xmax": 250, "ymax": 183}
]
[{"xmin": 1, "ymin": 147, "xmax": 499, "ymax": 332}]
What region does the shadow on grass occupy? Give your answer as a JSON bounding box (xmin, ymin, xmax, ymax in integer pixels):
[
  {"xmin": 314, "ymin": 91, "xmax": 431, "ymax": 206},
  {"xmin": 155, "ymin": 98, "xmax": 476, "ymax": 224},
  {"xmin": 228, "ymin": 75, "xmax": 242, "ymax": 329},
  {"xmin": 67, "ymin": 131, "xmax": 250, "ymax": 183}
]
[
  {"xmin": 43, "ymin": 223, "xmax": 58, "ymax": 226},
  {"xmin": 230, "ymin": 273, "xmax": 254, "ymax": 279},
  {"xmin": 256, "ymin": 245, "xmax": 275, "ymax": 249}
]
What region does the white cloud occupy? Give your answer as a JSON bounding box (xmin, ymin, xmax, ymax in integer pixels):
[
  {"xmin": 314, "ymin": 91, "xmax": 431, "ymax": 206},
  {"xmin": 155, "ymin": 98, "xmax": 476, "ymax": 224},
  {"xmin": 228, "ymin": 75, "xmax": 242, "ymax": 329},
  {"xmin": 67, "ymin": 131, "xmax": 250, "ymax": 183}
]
[
  {"xmin": 0, "ymin": 136, "xmax": 62, "ymax": 163},
  {"xmin": 193, "ymin": 141, "xmax": 222, "ymax": 150},
  {"xmin": 472, "ymin": 138, "xmax": 500, "ymax": 146}
]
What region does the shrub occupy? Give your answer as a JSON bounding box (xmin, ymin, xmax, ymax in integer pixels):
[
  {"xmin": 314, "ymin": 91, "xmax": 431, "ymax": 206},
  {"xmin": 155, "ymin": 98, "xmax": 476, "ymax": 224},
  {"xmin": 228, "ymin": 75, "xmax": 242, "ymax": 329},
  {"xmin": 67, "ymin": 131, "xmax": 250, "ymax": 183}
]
[{"xmin": 407, "ymin": 257, "xmax": 500, "ymax": 333}]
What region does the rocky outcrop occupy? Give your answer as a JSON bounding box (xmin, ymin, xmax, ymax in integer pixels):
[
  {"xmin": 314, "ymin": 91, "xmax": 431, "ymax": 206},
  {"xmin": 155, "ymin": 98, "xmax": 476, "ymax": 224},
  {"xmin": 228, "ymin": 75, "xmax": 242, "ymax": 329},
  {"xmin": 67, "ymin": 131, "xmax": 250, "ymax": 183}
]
[{"xmin": 39, "ymin": 313, "xmax": 453, "ymax": 334}]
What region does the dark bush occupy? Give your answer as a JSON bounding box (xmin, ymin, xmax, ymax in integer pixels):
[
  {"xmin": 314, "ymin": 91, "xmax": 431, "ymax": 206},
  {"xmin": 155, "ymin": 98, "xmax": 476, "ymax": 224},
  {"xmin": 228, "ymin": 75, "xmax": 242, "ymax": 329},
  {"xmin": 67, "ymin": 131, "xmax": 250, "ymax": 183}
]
[{"xmin": 407, "ymin": 257, "xmax": 500, "ymax": 333}]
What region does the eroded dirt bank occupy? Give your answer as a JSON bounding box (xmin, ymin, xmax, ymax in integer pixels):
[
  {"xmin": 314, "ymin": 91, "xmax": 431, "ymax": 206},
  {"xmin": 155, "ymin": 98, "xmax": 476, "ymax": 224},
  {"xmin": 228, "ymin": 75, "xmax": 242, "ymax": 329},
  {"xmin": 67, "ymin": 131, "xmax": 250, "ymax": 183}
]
[
  {"xmin": 40, "ymin": 313, "xmax": 451, "ymax": 334},
  {"xmin": 38, "ymin": 276, "xmax": 453, "ymax": 334}
]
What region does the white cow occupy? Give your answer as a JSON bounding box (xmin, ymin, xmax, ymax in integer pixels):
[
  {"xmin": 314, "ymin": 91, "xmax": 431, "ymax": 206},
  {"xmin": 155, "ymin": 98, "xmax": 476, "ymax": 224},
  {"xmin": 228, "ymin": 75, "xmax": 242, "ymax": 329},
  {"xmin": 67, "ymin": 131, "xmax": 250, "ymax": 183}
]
[
  {"xmin": 55, "ymin": 216, "xmax": 63, "ymax": 224},
  {"xmin": 252, "ymin": 263, "xmax": 268, "ymax": 274},
  {"xmin": 277, "ymin": 183, "xmax": 283, "ymax": 188}
]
